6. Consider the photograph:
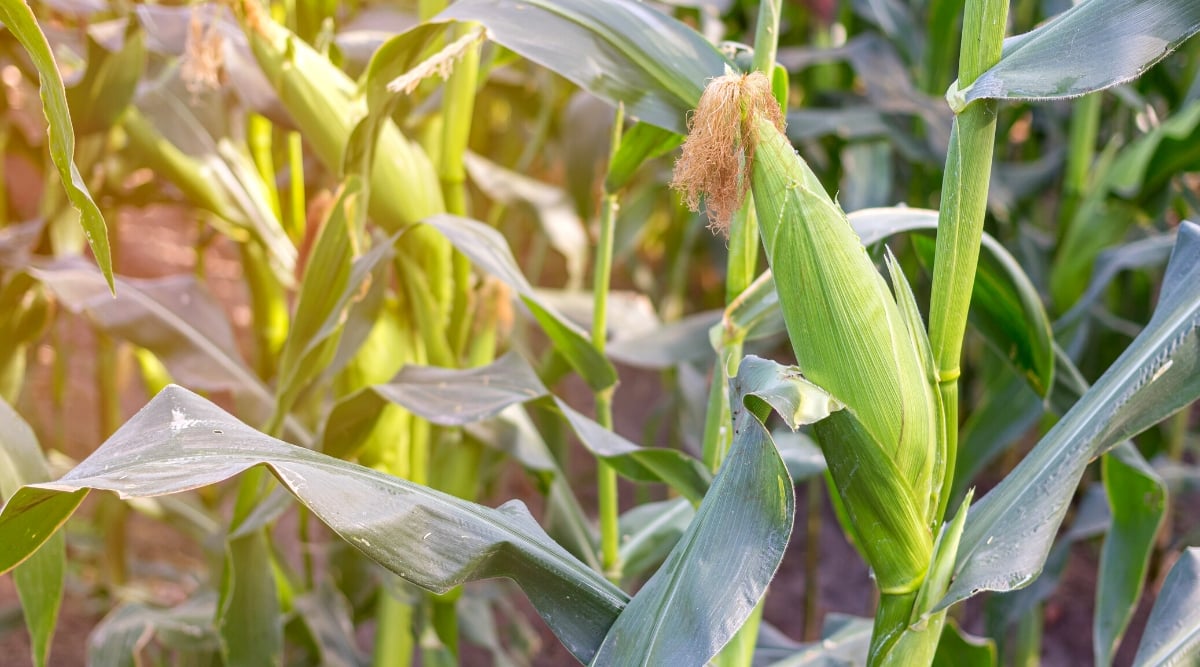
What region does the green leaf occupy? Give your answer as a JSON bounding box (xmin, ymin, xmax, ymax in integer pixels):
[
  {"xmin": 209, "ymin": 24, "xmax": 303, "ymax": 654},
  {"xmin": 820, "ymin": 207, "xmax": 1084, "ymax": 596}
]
[
  {"xmin": 940, "ymin": 221, "xmax": 1200, "ymax": 609},
  {"xmin": 28, "ymin": 261, "xmax": 295, "ymax": 439},
  {"xmin": 275, "ymin": 182, "xmax": 393, "ymax": 419},
  {"xmin": 931, "ymin": 619, "xmax": 996, "ymax": 667},
  {"xmin": 438, "ymin": 0, "xmax": 729, "ymax": 134},
  {"xmin": 218, "ymin": 532, "xmax": 281, "ymax": 666},
  {"xmin": 605, "ymin": 122, "xmax": 684, "ymax": 192},
  {"xmin": 0, "ymin": 386, "xmax": 628, "ymax": 663},
  {"xmin": 1095, "ymin": 443, "xmax": 1166, "ymax": 666},
  {"xmin": 853, "ymin": 207, "xmax": 1055, "ymax": 396},
  {"xmin": 464, "ymin": 152, "xmax": 589, "ymax": 288},
  {"xmin": 951, "ymin": 0, "xmax": 1200, "ymax": 108},
  {"xmin": 590, "ymin": 356, "xmax": 821, "ymax": 665},
  {"xmin": 605, "ymin": 310, "xmax": 722, "ymax": 369},
  {"xmin": 322, "ymin": 351, "xmax": 709, "ymax": 502},
  {"xmin": 65, "ymin": 24, "xmax": 145, "ymax": 136},
  {"xmin": 615, "ymin": 498, "xmax": 694, "ymax": 585},
  {"xmin": 1132, "ymin": 547, "xmax": 1200, "ymax": 666},
  {"xmin": 0, "ymin": 0, "xmax": 113, "ymax": 290},
  {"xmin": 759, "ymin": 614, "xmax": 873, "ymax": 666},
  {"xmin": 0, "ymin": 397, "xmax": 64, "ymax": 667},
  {"xmin": 87, "ymin": 594, "xmax": 220, "ymax": 667},
  {"xmin": 1059, "ymin": 230, "xmax": 1177, "ymax": 327},
  {"xmin": 423, "ymin": 214, "xmax": 617, "ymax": 391}
]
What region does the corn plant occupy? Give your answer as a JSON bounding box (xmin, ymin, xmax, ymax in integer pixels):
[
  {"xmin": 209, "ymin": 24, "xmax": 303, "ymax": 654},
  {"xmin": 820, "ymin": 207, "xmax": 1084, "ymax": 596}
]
[{"xmin": 1, "ymin": 0, "xmax": 1200, "ymax": 665}]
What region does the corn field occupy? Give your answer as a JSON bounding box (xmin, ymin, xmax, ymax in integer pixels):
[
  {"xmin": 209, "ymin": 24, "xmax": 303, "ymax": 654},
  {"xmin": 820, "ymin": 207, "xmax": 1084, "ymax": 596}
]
[{"xmin": 0, "ymin": 0, "xmax": 1199, "ymax": 665}]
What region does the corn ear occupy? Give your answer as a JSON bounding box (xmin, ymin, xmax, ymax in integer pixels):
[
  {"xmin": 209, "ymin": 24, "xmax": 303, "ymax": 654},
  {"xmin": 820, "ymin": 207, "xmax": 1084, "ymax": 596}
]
[
  {"xmin": 673, "ymin": 72, "xmax": 940, "ymax": 593},
  {"xmin": 236, "ymin": 0, "xmax": 444, "ymax": 227},
  {"xmin": 751, "ymin": 114, "xmax": 938, "ymax": 591}
]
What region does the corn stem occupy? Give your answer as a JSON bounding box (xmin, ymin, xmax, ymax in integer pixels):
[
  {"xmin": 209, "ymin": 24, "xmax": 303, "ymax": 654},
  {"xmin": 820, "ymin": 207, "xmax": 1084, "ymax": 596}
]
[
  {"xmin": 927, "ymin": 0, "xmax": 1009, "ymax": 522},
  {"xmin": 593, "ymin": 103, "xmax": 624, "ymax": 582}
]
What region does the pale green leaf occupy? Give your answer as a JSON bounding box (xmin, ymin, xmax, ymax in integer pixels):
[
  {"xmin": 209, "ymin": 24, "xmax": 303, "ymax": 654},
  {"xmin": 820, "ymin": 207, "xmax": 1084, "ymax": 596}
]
[{"xmin": 0, "ymin": 0, "xmax": 113, "ymax": 290}]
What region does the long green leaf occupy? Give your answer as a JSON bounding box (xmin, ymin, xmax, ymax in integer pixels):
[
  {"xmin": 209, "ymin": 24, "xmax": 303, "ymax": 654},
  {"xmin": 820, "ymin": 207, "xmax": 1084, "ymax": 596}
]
[
  {"xmin": 1095, "ymin": 444, "xmax": 1166, "ymax": 666},
  {"xmin": 851, "ymin": 207, "xmax": 1055, "ymax": 396},
  {"xmin": 323, "ymin": 351, "xmax": 709, "ymax": 502},
  {"xmin": 950, "ymin": 0, "xmax": 1200, "ymax": 108},
  {"xmin": 275, "ymin": 182, "xmax": 393, "ymax": 419},
  {"xmin": 437, "ymin": 0, "xmax": 729, "ymax": 133},
  {"xmin": 1132, "ymin": 547, "xmax": 1200, "ymax": 666},
  {"xmin": 0, "ymin": 397, "xmax": 64, "ymax": 667},
  {"xmin": 0, "ymin": 385, "xmax": 628, "ymax": 663},
  {"xmin": 0, "ymin": 0, "xmax": 113, "ymax": 290},
  {"xmin": 28, "ymin": 261, "xmax": 290, "ymax": 437},
  {"xmin": 423, "ymin": 214, "xmax": 617, "ymax": 391},
  {"xmin": 940, "ymin": 220, "xmax": 1200, "ymax": 609},
  {"xmin": 591, "ymin": 356, "xmax": 837, "ymax": 664}
]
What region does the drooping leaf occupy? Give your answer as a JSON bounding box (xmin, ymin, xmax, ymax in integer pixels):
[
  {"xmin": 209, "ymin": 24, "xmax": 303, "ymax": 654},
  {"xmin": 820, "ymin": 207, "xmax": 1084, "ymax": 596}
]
[
  {"xmin": 464, "ymin": 152, "xmax": 589, "ymax": 288},
  {"xmin": 759, "ymin": 614, "xmax": 873, "ymax": 666},
  {"xmin": 28, "ymin": 260, "xmax": 293, "ymax": 437},
  {"xmin": 950, "ymin": 0, "xmax": 1200, "ymax": 108},
  {"xmin": 0, "ymin": 397, "xmax": 64, "ymax": 667},
  {"xmin": 0, "ymin": 0, "xmax": 113, "ymax": 290},
  {"xmin": 931, "ymin": 619, "xmax": 996, "ymax": 667},
  {"xmin": 615, "ymin": 498, "xmax": 694, "ymax": 585},
  {"xmin": 940, "ymin": 221, "xmax": 1200, "ymax": 609},
  {"xmin": 423, "ymin": 214, "xmax": 617, "ymax": 391},
  {"xmin": 437, "ymin": 0, "xmax": 729, "ymax": 134},
  {"xmin": 0, "ymin": 386, "xmax": 628, "ymax": 663},
  {"xmin": 1095, "ymin": 443, "xmax": 1166, "ymax": 666},
  {"xmin": 322, "ymin": 351, "xmax": 708, "ymax": 502},
  {"xmin": 852, "ymin": 207, "xmax": 1055, "ymax": 396},
  {"xmin": 1132, "ymin": 547, "xmax": 1200, "ymax": 666},
  {"xmin": 591, "ymin": 356, "xmax": 838, "ymax": 664}
]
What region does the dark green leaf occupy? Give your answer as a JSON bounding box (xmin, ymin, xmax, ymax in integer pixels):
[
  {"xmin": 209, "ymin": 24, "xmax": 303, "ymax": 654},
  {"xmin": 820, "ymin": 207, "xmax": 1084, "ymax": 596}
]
[
  {"xmin": 854, "ymin": 207, "xmax": 1055, "ymax": 396},
  {"xmin": 0, "ymin": 386, "xmax": 628, "ymax": 663},
  {"xmin": 941, "ymin": 221, "xmax": 1200, "ymax": 609},
  {"xmin": 591, "ymin": 363, "xmax": 801, "ymax": 664},
  {"xmin": 1132, "ymin": 547, "xmax": 1200, "ymax": 666},
  {"xmin": 0, "ymin": 0, "xmax": 113, "ymax": 290},
  {"xmin": 1095, "ymin": 444, "xmax": 1166, "ymax": 666},
  {"xmin": 953, "ymin": 0, "xmax": 1200, "ymax": 107}
]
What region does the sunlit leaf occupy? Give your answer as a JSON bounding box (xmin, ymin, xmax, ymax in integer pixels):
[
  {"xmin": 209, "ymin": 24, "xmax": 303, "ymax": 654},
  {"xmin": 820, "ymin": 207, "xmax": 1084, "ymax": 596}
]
[
  {"xmin": 438, "ymin": 0, "xmax": 729, "ymax": 133},
  {"xmin": 0, "ymin": 0, "xmax": 113, "ymax": 290}
]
